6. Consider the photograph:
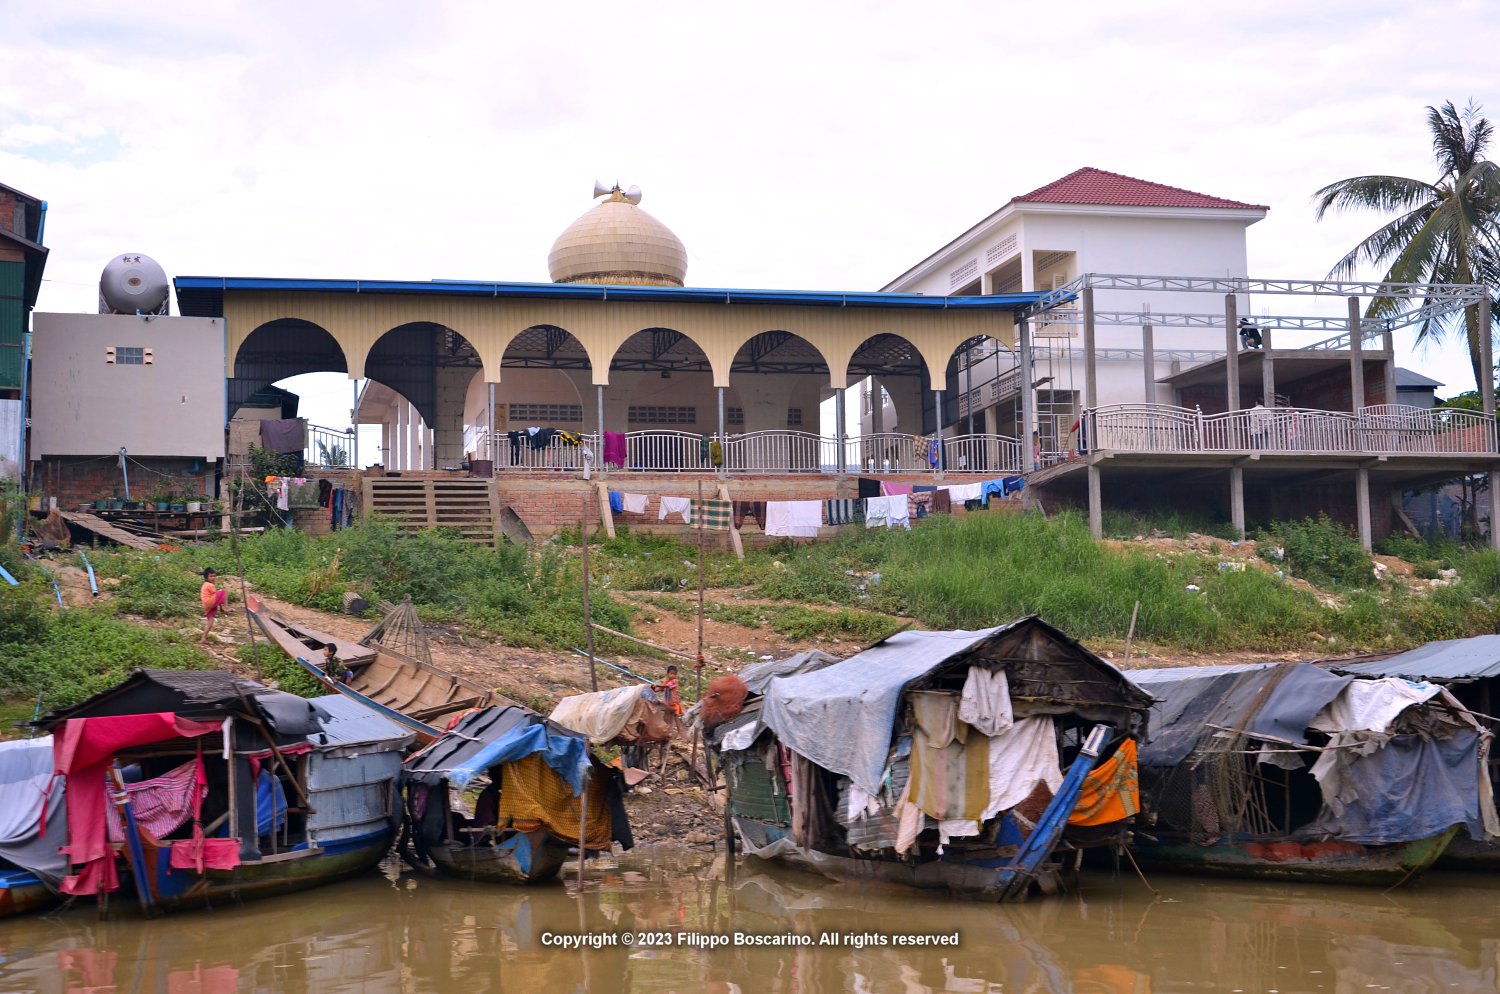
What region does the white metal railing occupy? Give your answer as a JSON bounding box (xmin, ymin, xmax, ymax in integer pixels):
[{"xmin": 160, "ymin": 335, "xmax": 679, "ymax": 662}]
[
  {"xmin": 488, "ymin": 429, "xmax": 593, "ymax": 471},
  {"xmin": 1087, "ymin": 404, "xmax": 1496, "ymax": 456},
  {"xmin": 846, "ymin": 432, "xmax": 929, "ymax": 473},
  {"xmin": 944, "ymin": 434, "xmax": 1022, "ymax": 474},
  {"xmin": 305, "ymin": 423, "xmax": 355, "ymax": 468},
  {"xmin": 722, "ymin": 431, "xmax": 830, "ymax": 473}
]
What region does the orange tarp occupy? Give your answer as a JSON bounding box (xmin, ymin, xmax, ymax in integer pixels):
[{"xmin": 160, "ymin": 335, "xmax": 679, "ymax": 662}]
[{"xmin": 1068, "ymin": 738, "xmax": 1140, "ymax": 827}]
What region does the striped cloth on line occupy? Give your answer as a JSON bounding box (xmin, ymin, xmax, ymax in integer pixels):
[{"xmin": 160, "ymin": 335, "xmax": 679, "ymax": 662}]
[
  {"xmin": 824, "ymin": 498, "xmax": 863, "ymax": 525},
  {"xmin": 105, "ymin": 759, "xmax": 205, "ymax": 842},
  {"xmin": 690, "ymin": 498, "xmax": 732, "ymax": 531}
]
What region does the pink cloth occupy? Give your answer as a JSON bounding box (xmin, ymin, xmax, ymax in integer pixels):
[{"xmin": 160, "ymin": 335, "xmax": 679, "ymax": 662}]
[
  {"xmin": 170, "ymin": 750, "xmax": 241, "ymax": 875},
  {"xmin": 105, "ymin": 759, "xmax": 204, "ymax": 842},
  {"xmin": 603, "ymin": 431, "xmax": 627, "ymax": 467},
  {"xmin": 53, "ymin": 713, "xmax": 223, "ymax": 896},
  {"xmin": 204, "ymin": 588, "xmax": 227, "ymax": 620},
  {"xmin": 880, "ymin": 481, "xmax": 912, "ymax": 496}
]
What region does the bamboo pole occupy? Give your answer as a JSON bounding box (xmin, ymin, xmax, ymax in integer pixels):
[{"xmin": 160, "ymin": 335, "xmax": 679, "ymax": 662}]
[
  {"xmin": 229, "ymin": 479, "xmax": 260, "ymax": 675},
  {"xmin": 587, "ymin": 623, "xmax": 701, "ymax": 662},
  {"xmin": 1123, "ymin": 600, "xmax": 1140, "ymax": 665},
  {"xmin": 696, "ymin": 480, "xmax": 706, "ymax": 702},
  {"xmin": 581, "ymin": 492, "xmax": 598, "ymax": 692}
]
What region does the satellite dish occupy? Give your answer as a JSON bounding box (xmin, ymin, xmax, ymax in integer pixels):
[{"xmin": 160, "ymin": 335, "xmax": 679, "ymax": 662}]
[
  {"xmin": 623, "ymin": 185, "xmax": 642, "ymax": 205},
  {"xmin": 592, "ymin": 180, "xmax": 613, "ymax": 199},
  {"xmin": 99, "ymin": 253, "xmax": 169, "ymax": 315}
]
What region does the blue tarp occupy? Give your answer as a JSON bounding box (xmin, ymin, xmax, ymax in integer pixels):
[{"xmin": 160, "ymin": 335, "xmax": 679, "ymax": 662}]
[
  {"xmin": 404, "ymin": 706, "xmax": 593, "ymax": 795},
  {"xmin": 255, "ymin": 769, "xmax": 287, "ymax": 837},
  {"xmin": 1300, "ymin": 729, "xmax": 1486, "ymax": 844},
  {"xmin": 761, "ymin": 627, "xmax": 1008, "ymax": 796}
]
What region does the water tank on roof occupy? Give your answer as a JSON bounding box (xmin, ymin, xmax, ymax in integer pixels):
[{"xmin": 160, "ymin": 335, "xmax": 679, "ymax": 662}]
[{"xmin": 99, "ymin": 254, "xmax": 169, "ymax": 315}]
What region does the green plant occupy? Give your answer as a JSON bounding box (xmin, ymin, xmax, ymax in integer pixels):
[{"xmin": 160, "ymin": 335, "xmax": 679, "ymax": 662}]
[{"xmin": 1261, "ymin": 516, "xmax": 1376, "ymax": 591}]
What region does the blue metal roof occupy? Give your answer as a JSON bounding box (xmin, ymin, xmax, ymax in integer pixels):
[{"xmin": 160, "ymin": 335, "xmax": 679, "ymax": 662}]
[
  {"xmin": 309, "ymin": 694, "xmax": 416, "ymax": 747},
  {"xmin": 1331, "ymin": 634, "xmax": 1500, "ymax": 682},
  {"xmin": 173, "ymin": 275, "xmax": 1049, "ymax": 318}
]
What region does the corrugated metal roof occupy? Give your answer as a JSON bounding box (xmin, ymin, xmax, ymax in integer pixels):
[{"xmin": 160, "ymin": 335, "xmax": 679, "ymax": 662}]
[
  {"xmin": 1125, "ymin": 662, "xmax": 1279, "ymax": 686},
  {"xmin": 1332, "ymin": 634, "xmax": 1500, "ymax": 682},
  {"xmin": 174, "ymin": 275, "xmax": 1047, "ymax": 318},
  {"xmin": 309, "ymin": 694, "xmax": 416, "ymax": 747},
  {"xmin": 1394, "ymin": 367, "xmax": 1445, "ymax": 389}
]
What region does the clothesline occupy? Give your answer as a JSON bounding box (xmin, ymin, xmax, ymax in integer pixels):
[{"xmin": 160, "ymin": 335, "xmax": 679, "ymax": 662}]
[{"xmin": 604, "ymin": 475, "xmax": 1025, "ymax": 538}]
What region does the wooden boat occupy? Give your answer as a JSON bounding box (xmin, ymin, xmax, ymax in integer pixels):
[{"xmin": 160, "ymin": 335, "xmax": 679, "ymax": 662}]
[
  {"xmin": 1129, "ymin": 662, "xmax": 1490, "ymax": 885},
  {"xmin": 401, "ymin": 705, "xmax": 632, "ymax": 885},
  {"xmin": 0, "ymin": 867, "xmax": 59, "ymax": 918},
  {"xmin": 1129, "ymin": 828, "xmax": 1459, "ymax": 885},
  {"xmin": 35, "ymin": 670, "xmax": 415, "ymax": 916},
  {"xmin": 0, "ymin": 736, "xmax": 66, "ymax": 918},
  {"xmin": 707, "ymin": 619, "xmax": 1156, "ymax": 901},
  {"xmin": 246, "ymin": 593, "xmax": 492, "ymax": 742}
]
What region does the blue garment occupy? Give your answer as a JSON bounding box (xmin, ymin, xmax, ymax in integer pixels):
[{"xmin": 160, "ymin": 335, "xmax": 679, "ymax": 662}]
[
  {"xmin": 255, "ymin": 769, "xmax": 287, "ymax": 837},
  {"xmin": 609, "ymin": 491, "xmax": 624, "ymax": 513},
  {"xmin": 1002, "ymin": 477, "xmax": 1025, "ymax": 495},
  {"xmin": 981, "ymin": 479, "xmax": 1008, "ymax": 505},
  {"xmin": 927, "ymin": 439, "xmax": 941, "ymax": 469}
]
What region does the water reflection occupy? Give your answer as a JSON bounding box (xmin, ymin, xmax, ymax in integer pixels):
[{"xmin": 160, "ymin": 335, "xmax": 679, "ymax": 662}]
[{"xmin": 1, "ymin": 853, "xmax": 1498, "ymax": 993}]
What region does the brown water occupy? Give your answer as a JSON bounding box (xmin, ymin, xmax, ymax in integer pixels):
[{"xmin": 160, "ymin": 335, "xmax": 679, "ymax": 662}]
[{"xmin": 2, "ymin": 847, "xmax": 1497, "ymax": 993}]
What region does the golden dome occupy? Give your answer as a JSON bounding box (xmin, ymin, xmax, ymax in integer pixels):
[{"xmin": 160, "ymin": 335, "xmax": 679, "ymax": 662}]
[{"xmin": 548, "ymin": 187, "xmax": 688, "ymax": 287}]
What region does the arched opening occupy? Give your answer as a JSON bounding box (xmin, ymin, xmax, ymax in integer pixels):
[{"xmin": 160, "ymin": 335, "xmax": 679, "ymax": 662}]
[
  {"xmin": 486, "ymin": 326, "xmax": 592, "ymax": 469},
  {"xmin": 725, "ymin": 331, "xmax": 832, "ymax": 472},
  {"xmin": 361, "ymin": 322, "xmax": 484, "ymax": 470},
  {"xmin": 846, "ymin": 333, "xmax": 931, "ymax": 473},
  {"xmin": 608, "ymin": 329, "xmax": 714, "ymax": 470},
  {"xmin": 942, "ymin": 335, "xmax": 1022, "ymax": 474},
  {"xmin": 230, "ymin": 319, "xmax": 347, "ymax": 418}
]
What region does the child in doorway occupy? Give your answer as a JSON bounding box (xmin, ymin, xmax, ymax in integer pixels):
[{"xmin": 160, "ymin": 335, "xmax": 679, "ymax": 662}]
[{"xmin": 200, "ymin": 568, "xmax": 228, "ymax": 644}]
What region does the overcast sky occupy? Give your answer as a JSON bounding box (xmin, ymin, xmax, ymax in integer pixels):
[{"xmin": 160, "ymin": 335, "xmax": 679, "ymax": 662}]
[{"xmin": 4, "ymin": 0, "xmax": 1498, "ymax": 434}]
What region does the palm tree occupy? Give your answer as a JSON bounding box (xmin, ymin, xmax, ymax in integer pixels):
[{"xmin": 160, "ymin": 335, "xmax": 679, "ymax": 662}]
[{"xmin": 1314, "ymin": 100, "xmax": 1500, "ymax": 391}]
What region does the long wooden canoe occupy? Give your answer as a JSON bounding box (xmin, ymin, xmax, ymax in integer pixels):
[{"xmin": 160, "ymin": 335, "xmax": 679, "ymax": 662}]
[
  {"xmin": 1127, "ymin": 826, "xmax": 1459, "ymax": 886},
  {"xmin": 247, "ymin": 594, "xmax": 492, "ymax": 741}
]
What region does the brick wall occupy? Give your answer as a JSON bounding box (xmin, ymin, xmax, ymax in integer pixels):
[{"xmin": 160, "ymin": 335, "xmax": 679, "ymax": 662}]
[{"xmin": 38, "ymin": 456, "xmax": 219, "ymax": 509}]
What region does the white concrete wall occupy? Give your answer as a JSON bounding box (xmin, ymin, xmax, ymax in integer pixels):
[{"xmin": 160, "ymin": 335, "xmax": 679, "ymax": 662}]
[{"xmin": 31, "ymin": 313, "xmax": 227, "ymax": 459}]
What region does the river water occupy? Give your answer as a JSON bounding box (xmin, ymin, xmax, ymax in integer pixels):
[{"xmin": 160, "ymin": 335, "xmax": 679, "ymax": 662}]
[{"xmin": 2, "ymin": 845, "xmax": 1497, "ymax": 993}]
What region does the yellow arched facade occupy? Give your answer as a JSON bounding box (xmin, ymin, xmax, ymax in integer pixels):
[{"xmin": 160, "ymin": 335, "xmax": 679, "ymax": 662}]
[{"xmin": 222, "ymin": 292, "xmax": 1015, "ymax": 391}]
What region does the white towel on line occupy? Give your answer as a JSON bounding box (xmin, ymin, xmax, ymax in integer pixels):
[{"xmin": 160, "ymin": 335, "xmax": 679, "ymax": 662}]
[
  {"xmin": 942, "ymin": 482, "xmax": 984, "ymax": 502},
  {"xmin": 621, "ymin": 492, "xmax": 649, "ymax": 514},
  {"xmin": 764, "ymin": 500, "xmax": 822, "ymax": 538},
  {"xmin": 864, "ymin": 495, "xmax": 909, "ymax": 530},
  {"xmin": 658, "ymin": 496, "xmax": 692, "ymax": 523}
]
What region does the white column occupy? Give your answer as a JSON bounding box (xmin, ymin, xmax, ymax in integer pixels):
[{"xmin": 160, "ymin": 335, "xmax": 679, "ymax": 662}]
[
  {"xmin": 1225, "ymin": 294, "xmax": 1241, "ymax": 412},
  {"xmin": 1019, "ymin": 316, "xmax": 1036, "ymax": 473}
]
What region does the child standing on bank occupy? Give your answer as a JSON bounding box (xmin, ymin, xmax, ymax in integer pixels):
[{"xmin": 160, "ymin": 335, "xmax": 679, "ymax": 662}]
[
  {"xmin": 200, "ymin": 568, "xmax": 229, "ymax": 644},
  {"xmin": 652, "ymin": 665, "xmax": 684, "ymax": 717}
]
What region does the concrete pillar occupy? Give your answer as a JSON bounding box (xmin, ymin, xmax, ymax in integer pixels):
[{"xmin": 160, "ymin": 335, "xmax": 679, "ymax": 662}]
[
  {"xmin": 407, "ymin": 403, "xmax": 420, "ymax": 471},
  {"xmin": 425, "ymin": 427, "xmax": 435, "ymax": 470},
  {"xmin": 393, "ymin": 403, "xmax": 405, "ymax": 470},
  {"xmin": 1019, "ymin": 316, "xmax": 1036, "ymax": 472},
  {"xmin": 1082, "ymin": 287, "xmax": 1098, "ymax": 410},
  {"xmin": 1348, "ymin": 296, "xmax": 1365, "ymax": 413},
  {"xmin": 1355, "ymin": 464, "xmax": 1372, "ymax": 551},
  {"xmin": 932, "ymin": 388, "xmax": 944, "ymax": 472},
  {"xmin": 488, "ymin": 383, "xmax": 496, "ymax": 461},
  {"xmin": 835, "ymin": 386, "xmax": 847, "ymax": 474},
  {"xmin": 1141, "ymin": 317, "xmax": 1156, "ymax": 406},
  {"xmin": 1230, "ymin": 465, "xmax": 1245, "ymax": 539},
  {"xmin": 1260, "ymin": 324, "xmax": 1275, "ymax": 407},
  {"xmin": 433, "ymin": 367, "xmax": 470, "ymax": 467},
  {"xmin": 1381, "ymin": 329, "xmax": 1396, "ymax": 408},
  {"xmin": 1087, "ymin": 462, "xmax": 1102, "ymax": 539},
  {"xmin": 1481, "ymin": 296, "xmax": 1495, "ymax": 418},
  {"xmin": 871, "ymin": 380, "xmax": 886, "ymax": 435},
  {"xmin": 1224, "ymin": 295, "xmax": 1241, "ymax": 412}
]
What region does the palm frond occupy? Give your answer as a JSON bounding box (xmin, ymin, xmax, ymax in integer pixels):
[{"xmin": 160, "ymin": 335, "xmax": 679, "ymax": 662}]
[{"xmin": 1312, "ymin": 175, "xmax": 1436, "ymax": 220}]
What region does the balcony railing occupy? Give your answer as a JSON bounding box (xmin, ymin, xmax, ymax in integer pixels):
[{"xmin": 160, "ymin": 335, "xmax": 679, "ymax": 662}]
[
  {"xmin": 305, "ymin": 423, "xmax": 356, "ymax": 468},
  {"xmin": 1088, "ymin": 404, "xmax": 1496, "ymax": 456}
]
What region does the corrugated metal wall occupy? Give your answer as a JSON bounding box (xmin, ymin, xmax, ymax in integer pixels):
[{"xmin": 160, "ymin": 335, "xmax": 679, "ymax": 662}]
[
  {"xmin": 306, "ymin": 750, "xmax": 403, "ymax": 842},
  {"xmin": 0, "ymin": 261, "xmax": 23, "ymax": 388}
]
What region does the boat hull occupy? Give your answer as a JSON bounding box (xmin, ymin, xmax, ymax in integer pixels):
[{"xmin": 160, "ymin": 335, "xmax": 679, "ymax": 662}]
[
  {"xmin": 1129, "ymin": 826, "xmax": 1458, "ymax": 885},
  {"xmin": 427, "ymin": 833, "xmax": 569, "ymax": 885},
  {"xmin": 1434, "ymin": 834, "xmax": 1500, "ymax": 870},
  {"xmin": 0, "ymin": 868, "xmax": 59, "ymax": 919},
  {"xmin": 125, "ymin": 827, "xmax": 395, "ymax": 914}
]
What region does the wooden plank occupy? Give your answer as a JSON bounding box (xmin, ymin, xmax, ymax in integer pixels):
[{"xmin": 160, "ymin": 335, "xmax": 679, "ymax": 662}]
[
  {"xmin": 59, "ymin": 512, "xmax": 160, "ymax": 551},
  {"xmin": 596, "ymin": 482, "xmax": 615, "ymax": 539},
  {"xmin": 716, "ymin": 482, "xmax": 744, "ymax": 560}
]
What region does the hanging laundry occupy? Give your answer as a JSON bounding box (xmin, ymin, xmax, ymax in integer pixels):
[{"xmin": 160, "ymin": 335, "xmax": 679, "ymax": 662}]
[
  {"xmin": 603, "ymin": 431, "xmax": 627, "ymax": 468},
  {"xmin": 620, "ymin": 492, "xmax": 649, "ymax": 514},
  {"xmin": 659, "ymin": 496, "xmax": 692, "ymax": 523},
  {"xmin": 943, "ymin": 482, "xmax": 983, "ymax": 503},
  {"xmin": 733, "ymin": 501, "xmax": 766, "ymax": 529},
  {"xmin": 824, "ymin": 498, "xmax": 862, "ymax": 526},
  {"xmin": 910, "ymin": 491, "xmax": 932, "ymax": 519},
  {"xmin": 857, "ymin": 477, "xmax": 882, "ymax": 500},
  {"xmin": 881, "ymin": 481, "xmax": 912, "ymax": 497},
  {"xmin": 558, "ymin": 430, "xmax": 583, "ymax": 447},
  {"xmin": 528, "ymin": 427, "xmax": 560, "ymax": 450},
  {"xmin": 958, "ymin": 667, "xmax": 1012, "ymax": 736},
  {"xmin": 764, "ymin": 500, "xmax": 822, "ymax": 538},
  {"xmin": 690, "ymin": 498, "xmax": 732, "ymax": 531},
  {"xmin": 932, "ymin": 489, "xmax": 952, "ymax": 514},
  {"xmin": 709, "ymin": 438, "xmax": 724, "ymax": 467},
  {"xmin": 608, "ymin": 491, "xmax": 624, "ymax": 514},
  {"xmin": 1002, "ymin": 477, "xmax": 1025, "ymax": 495},
  {"xmin": 506, "ymin": 431, "xmax": 524, "ymax": 463},
  {"xmin": 927, "ymin": 437, "xmax": 941, "ymax": 469},
  {"xmin": 981, "ymin": 479, "xmax": 1007, "ymax": 505},
  {"xmin": 318, "ymin": 479, "xmax": 333, "ymax": 507},
  {"xmin": 864, "ymin": 496, "xmax": 889, "ymax": 529}
]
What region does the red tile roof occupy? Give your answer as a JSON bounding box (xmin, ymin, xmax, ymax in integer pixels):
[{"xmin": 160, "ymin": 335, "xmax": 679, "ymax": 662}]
[{"xmin": 1012, "ymin": 167, "xmax": 1268, "ymax": 211}]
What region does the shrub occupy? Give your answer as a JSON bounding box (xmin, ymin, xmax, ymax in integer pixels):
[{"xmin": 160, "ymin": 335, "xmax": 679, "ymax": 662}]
[{"xmin": 1262, "ymin": 516, "xmax": 1375, "ymax": 590}]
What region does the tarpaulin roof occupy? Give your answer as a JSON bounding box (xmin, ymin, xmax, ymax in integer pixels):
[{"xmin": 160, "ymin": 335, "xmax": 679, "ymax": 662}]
[
  {"xmin": 404, "ymin": 705, "xmax": 592, "ymax": 795},
  {"xmin": 735, "ymin": 650, "xmax": 840, "ymax": 697},
  {"xmin": 1129, "ymin": 663, "xmax": 1355, "ymax": 768},
  {"xmin": 1331, "ymin": 634, "xmax": 1500, "ymax": 682},
  {"xmin": 0, "ymin": 737, "xmax": 66, "ymax": 888},
  {"xmin": 37, "ymin": 669, "xmax": 322, "ymax": 740}
]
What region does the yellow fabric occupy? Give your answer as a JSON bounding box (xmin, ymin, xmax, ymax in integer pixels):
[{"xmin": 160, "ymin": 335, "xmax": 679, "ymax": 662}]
[
  {"xmin": 496, "ymin": 754, "xmax": 613, "ymax": 849},
  {"xmin": 907, "ymin": 695, "xmax": 989, "ymax": 820},
  {"xmin": 1068, "ymin": 738, "xmax": 1140, "ymax": 826}
]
